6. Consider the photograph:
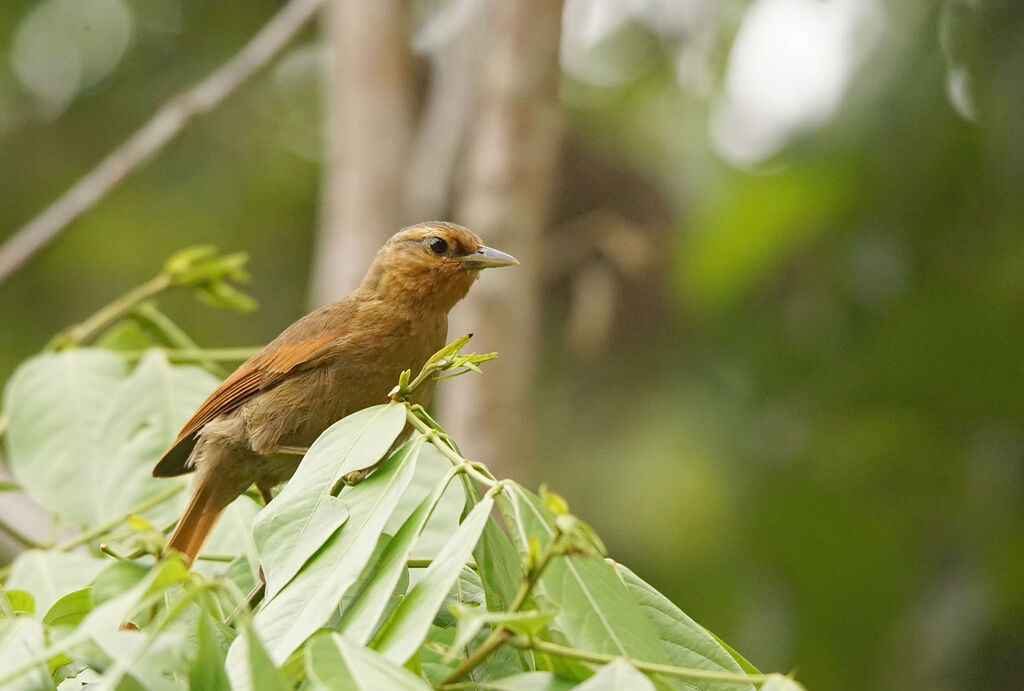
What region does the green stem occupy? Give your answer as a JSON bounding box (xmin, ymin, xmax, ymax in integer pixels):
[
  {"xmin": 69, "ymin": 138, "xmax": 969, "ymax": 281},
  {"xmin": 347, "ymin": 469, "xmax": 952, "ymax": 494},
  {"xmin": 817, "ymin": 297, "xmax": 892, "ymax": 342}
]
[
  {"xmin": 56, "ymin": 482, "xmax": 185, "ymax": 551},
  {"xmin": 130, "ymin": 302, "xmax": 228, "ymax": 376},
  {"xmin": 406, "ymin": 559, "xmax": 478, "ymax": 570},
  {"xmin": 405, "ymin": 408, "xmax": 495, "ymax": 488},
  {"xmin": 47, "ymin": 274, "xmax": 172, "ymax": 350},
  {"xmin": 507, "ymin": 636, "xmax": 773, "ymax": 685},
  {"xmin": 443, "ymin": 529, "xmax": 558, "ymax": 684}
]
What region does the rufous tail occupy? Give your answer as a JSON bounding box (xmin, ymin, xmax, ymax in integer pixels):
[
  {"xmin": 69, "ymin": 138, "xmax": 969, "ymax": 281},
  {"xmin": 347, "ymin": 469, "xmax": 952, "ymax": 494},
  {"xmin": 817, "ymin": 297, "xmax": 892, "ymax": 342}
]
[{"xmin": 164, "ymin": 477, "xmax": 230, "ymax": 564}]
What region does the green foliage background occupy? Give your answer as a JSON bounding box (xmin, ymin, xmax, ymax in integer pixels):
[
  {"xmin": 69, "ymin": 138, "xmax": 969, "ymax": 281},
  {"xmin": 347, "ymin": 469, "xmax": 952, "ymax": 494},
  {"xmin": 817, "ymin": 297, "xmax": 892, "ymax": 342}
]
[{"xmin": 1, "ymin": 1, "xmax": 1023, "ymax": 689}]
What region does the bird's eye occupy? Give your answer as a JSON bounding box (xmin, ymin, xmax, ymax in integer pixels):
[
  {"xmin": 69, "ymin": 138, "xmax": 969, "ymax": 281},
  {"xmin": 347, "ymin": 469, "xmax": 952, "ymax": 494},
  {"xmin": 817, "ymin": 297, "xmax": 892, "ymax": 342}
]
[{"xmin": 428, "ymin": 237, "xmax": 448, "ymax": 255}]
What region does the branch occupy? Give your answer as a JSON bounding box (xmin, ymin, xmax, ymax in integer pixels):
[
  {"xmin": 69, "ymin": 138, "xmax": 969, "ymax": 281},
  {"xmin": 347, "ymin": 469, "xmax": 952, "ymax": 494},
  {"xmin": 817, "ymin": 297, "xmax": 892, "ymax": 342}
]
[
  {"xmin": 56, "ymin": 482, "xmax": 186, "ymax": 552},
  {"xmin": 0, "ymin": 0, "xmax": 325, "ymax": 285},
  {"xmin": 442, "ymin": 511, "xmax": 560, "ymax": 684},
  {"xmin": 507, "ymin": 636, "xmax": 775, "ymax": 686}
]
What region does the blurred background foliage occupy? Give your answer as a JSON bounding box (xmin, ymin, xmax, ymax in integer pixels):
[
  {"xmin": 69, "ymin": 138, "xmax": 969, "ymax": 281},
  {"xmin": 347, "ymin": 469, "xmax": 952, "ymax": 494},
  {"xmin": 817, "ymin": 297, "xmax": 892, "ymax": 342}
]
[{"xmin": 0, "ymin": 1, "xmax": 1021, "ymax": 690}]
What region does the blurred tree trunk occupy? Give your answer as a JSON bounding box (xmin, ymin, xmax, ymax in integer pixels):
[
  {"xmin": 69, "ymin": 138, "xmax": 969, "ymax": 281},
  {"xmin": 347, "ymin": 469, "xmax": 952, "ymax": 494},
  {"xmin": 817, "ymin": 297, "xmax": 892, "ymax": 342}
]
[
  {"xmin": 441, "ymin": 0, "xmax": 565, "ymax": 483},
  {"xmin": 311, "ymin": 0, "xmax": 414, "ymax": 305}
]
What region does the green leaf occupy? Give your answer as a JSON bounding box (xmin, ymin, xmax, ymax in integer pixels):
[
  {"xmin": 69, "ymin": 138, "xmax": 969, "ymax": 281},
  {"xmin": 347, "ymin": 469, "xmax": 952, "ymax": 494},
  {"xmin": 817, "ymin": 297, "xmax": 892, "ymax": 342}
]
[
  {"xmin": 0, "ymin": 481, "xmax": 21, "ymax": 492},
  {"xmin": 0, "ymin": 617, "xmax": 54, "ymax": 691},
  {"xmin": 95, "ymin": 350, "xmax": 218, "ymax": 527},
  {"xmin": 3, "ymin": 349, "xmax": 215, "ymax": 527},
  {"xmin": 92, "ymin": 560, "xmax": 149, "ymax": 606},
  {"xmin": 164, "ymin": 245, "xmax": 218, "ymax": 277},
  {"xmin": 222, "ymin": 555, "xmax": 259, "ymax": 596},
  {"xmin": 3, "ymin": 350, "xmax": 127, "ymax": 525},
  {"xmin": 5, "ymin": 550, "xmax": 106, "ymax": 616},
  {"xmin": 373, "ymin": 493, "xmax": 494, "ymax": 664},
  {"xmin": 337, "ymin": 489, "xmax": 435, "ymax": 644},
  {"xmin": 196, "ymin": 281, "xmax": 259, "ymax": 312},
  {"xmin": 703, "ymin": 629, "xmax": 760, "ymax": 677},
  {"xmin": 253, "ymin": 404, "xmax": 407, "ymax": 598},
  {"xmin": 759, "ymin": 674, "xmax": 806, "ymax": 691},
  {"xmin": 614, "ymin": 564, "xmax": 756, "ymax": 691},
  {"xmin": 575, "ymin": 660, "xmax": 656, "ymax": 690},
  {"xmin": 387, "ymin": 442, "xmax": 465, "ymax": 561},
  {"xmin": 497, "ymin": 487, "xmax": 673, "ymax": 669},
  {"xmin": 240, "ymin": 626, "xmax": 291, "ymax": 691},
  {"xmin": 473, "ymin": 672, "xmax": 578, "ymax": 690},
  {"xmin": 0, "ymin": 587, "xmax": 13, "ymax": 618},
  {"xmin": 4, "ymin": 590, "xmax": 34, "ymax": 615},
  {"xmin": 42, "ymin": 588, "xmax": 92, "ymax": 627},
  {"xmin": 64, "ymin": 557, "xmax": 190, "ymax": 689},
  {"xmin": 448, "ymin": 605, "xmax": 556, "ymax": 658},
  {"xmin": 474, "ymin": 517, "xmax": 523, "ymax": 612},
  {"xmin": 94, "ymin": 319, "xmax": 154, "ymax": 351},
  {"xmin": 228, "ymin": 436, "xmax": 423, "ymax": 674},
  {"xmin": 305, "ymin": 632, "xmax": 431, "ymax": 690},
  {"xmin": 190, "ymin": 612, "xmax": 232, "ymax": 691}
]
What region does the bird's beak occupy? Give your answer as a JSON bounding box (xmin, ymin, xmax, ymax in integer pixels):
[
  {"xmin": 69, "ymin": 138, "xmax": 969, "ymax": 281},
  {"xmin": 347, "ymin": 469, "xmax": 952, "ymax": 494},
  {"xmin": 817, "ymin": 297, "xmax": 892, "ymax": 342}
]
[{"xmin": 457, "ymin": 245, "xmax": 519, "ymax": 269}]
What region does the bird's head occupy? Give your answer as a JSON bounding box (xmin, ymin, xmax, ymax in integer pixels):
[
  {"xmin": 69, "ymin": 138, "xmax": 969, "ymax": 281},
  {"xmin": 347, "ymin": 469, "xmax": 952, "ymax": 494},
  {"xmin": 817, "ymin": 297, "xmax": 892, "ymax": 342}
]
[{"xmin": 361, "ymin": 222, "xmax": 518, "ymax": 311}]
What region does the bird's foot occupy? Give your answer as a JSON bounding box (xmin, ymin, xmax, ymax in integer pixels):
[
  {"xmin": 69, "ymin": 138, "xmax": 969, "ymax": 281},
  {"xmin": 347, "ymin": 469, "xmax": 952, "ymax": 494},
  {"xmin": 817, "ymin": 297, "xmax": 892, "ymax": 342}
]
[
  {"xmin": 341, "ymin": 466, "xmax": 375, "ymax": 486},
  {"xmin": 275, "ymin": 445, "xmax": 309, "ymax": 456}
]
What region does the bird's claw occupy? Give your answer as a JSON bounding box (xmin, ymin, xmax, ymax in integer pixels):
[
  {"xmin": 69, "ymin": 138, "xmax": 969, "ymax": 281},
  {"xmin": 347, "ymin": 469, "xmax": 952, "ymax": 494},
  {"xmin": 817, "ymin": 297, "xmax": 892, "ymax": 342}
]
[{"xmin": 342, "ymin": 467, "xmax": 374, "ymax": 486}]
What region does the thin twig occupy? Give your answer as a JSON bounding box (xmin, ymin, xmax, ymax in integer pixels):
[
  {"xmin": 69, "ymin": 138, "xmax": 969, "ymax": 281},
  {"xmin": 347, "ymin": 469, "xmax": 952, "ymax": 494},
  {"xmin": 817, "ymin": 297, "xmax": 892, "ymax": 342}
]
[
  {"xmin": 48, "ymin": 274, "xmax": 171, "ymax": 349},
  {"xmin": 443, "ymin": 517, "xmax": 558, "ymax": 684},
  {"xmin": 0, "ymin": 0, "xmax": 325, "ymax": 284},
  {"xmin": 56, "ymin": 483, "xmax": 185, "ymax": 552},
  {"xmin": 405, "ymin": 408, "xmax": 496, "ymax": 488},
  {"xmin": 129, "ymin": 302, "xmax": 228, "ymax": 376},
  {"xmin": 506, "ymin": 636, "xmax": 773, "ymax": 685}
]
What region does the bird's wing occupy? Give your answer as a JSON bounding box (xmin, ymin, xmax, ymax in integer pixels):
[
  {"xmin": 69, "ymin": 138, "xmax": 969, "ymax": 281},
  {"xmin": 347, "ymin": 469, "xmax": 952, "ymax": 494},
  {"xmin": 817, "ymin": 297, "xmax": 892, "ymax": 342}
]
[{"xmin": 152, "ymin": 309, "xmax": 351, "ymax": 477}]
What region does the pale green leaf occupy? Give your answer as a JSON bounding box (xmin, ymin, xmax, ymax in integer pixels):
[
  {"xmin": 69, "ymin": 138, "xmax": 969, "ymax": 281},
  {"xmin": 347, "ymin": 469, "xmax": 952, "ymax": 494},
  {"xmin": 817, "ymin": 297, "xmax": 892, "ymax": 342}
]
[
  {"xmin": 337, "ymin": 490, "xmax": 434, "ymax": 644},
  {"xmin": 189, "ymin": 612, "xmax": 231, "ymax": 691},
  {"xmin": 94, "ymin": 350, "xmax": 217, "ymax": 527},
  {"xmin": 498, "ymin": 487, "xmax": 672, "ymax": 668},
  {"xmin": 373, "ymin": 493, "xmax": 493, "ymax": 664},
  {"xmin": 5, "ymin": 550, "xmax": 106, "ymax": 616},
  {"xmin": 3, "ymin": 349, "xmax": 215, "ymax": 527},
  {"xmin": 0, "ymin": 617, "xmax": 54, "ymax": 691},
  {"xmin": 448, "ymin": 605, "xmax": 556, "ymax": 657},
  {"xmin": 759, "ymin": 674, "xmax": 806, "ymax": 691},
  {"xmin": 42, "ymin": 588, "xmax": 92, "ymax": 627},
  {"xmin": 305, "ymin": 632, "xmax": 430, "ymax": 690},
  {"xmin": 575, "ymin": 660, "xmax": 656, "ymax": 691},
  {"xmin": 244, "ymin": 626, "xmax": 291, "ymax": 691},
  {"xmin": 4, "ymin": 590, "xmax": 34, "ymax": 615},
  {"xmin": 615, "ymin": 564, "xmax": 756, "ymax": 691},
  {"xmin": 253, "ymin": 404, "xmax": 406, "ymax": 598},
  {"xmin": 228, "ymin": 437, "xmax": 423, "ymax": 674},
  {"xmin": 0, "ymin": 586, "xmax": 12, "ymax": 618},
  {"xmin": 472, "ymin": 671, "xmax": 578, "ymax": 690},
  {"xmin": 474, "ymin": 517, "xmax": 525, "ymax": 612},
  {"xmin": 3, "ymin": 350, "xmax": 127, "ymax": 525}
]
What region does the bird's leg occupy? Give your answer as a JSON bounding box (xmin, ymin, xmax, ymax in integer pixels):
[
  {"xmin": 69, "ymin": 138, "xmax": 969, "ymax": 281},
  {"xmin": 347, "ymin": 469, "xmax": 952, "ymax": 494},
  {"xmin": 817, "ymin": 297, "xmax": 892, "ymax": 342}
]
[
  {"xmin": 341, "ymin": 461, "xmax": 382, "ymax": 487},
  {"xmin": 275, "ymin": 445, "xmax": 309, "ymax": 455},
  {"xmin": 225, "ymin": 565, "xmax": 266, "ymax": 627},
  {"xmin": 255, "ymin": 481, "xmax": 275, "ymax": 506},
  {"xmin": 338, "ymin": 428, "xmax": 415, "ymax": 488}
]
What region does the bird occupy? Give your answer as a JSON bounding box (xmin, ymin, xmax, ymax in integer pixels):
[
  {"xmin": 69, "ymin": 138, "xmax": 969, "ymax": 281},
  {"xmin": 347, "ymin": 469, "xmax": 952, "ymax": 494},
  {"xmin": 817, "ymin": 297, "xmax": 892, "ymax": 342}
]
[{"xmin": 152, "ymin": 221, "xmax": 517, "ymax": 563}]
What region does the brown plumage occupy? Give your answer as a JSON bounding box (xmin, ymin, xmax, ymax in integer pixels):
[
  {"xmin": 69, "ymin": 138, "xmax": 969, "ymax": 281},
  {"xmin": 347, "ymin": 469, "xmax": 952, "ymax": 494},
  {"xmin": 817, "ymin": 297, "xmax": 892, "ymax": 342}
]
[{"xmin": 154, "ymin": 222, "xmax": 517, "ymax": 563}]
